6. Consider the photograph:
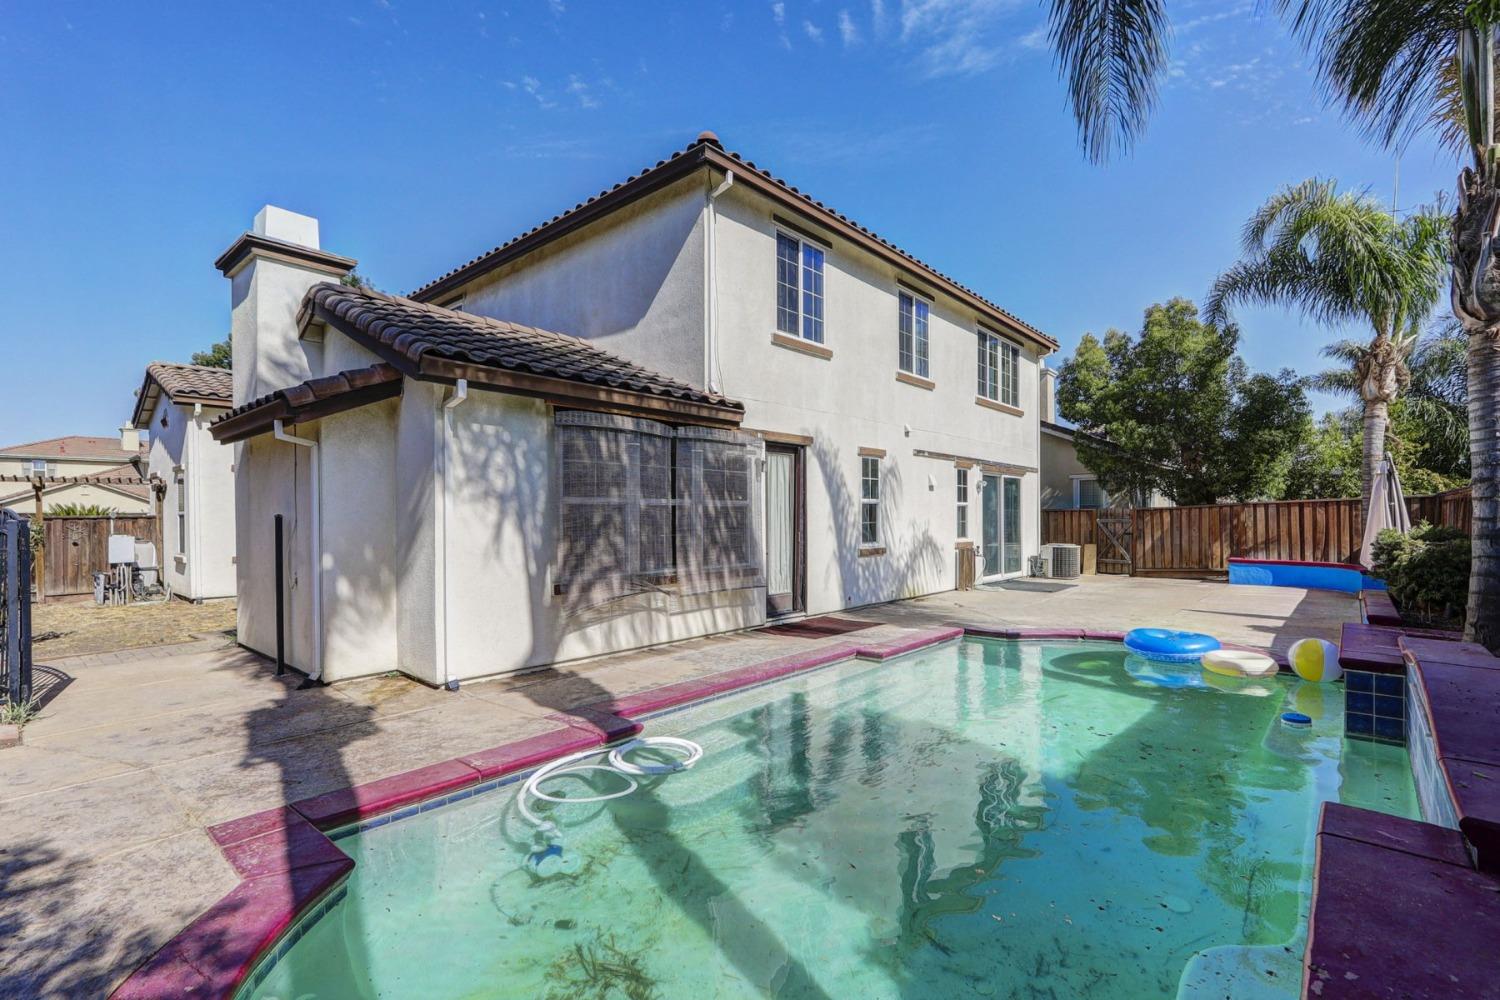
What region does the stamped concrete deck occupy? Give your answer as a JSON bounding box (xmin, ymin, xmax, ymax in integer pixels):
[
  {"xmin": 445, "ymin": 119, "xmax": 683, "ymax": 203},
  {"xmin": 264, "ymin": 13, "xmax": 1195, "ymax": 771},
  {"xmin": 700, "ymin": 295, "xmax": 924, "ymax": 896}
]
[{"xmin": 0, "ymin": 576, "xmax": 1356, "ymax": 998}]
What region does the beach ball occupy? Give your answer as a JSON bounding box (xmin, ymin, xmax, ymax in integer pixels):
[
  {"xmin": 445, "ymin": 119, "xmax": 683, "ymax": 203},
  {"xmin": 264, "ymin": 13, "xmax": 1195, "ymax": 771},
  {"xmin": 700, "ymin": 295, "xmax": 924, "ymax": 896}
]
[{"xmin": 1289, "ymin": 638, "xmax": 1341, "ymax": 683}]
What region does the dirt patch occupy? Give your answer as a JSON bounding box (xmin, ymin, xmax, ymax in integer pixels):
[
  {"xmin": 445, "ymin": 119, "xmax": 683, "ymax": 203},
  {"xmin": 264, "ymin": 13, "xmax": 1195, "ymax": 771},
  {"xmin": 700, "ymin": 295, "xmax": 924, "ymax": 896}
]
[{"xmin": 30, "ymin": 599, "xmax": 236, "ymax": 659}]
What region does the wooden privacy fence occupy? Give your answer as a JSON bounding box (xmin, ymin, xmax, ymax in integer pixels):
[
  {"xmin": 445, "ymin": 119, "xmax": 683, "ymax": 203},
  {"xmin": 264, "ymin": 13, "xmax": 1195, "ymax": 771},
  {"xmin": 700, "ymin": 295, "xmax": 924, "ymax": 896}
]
[
  {"xmin": 1043, "ymin": 486, "xmax": 1472, "ymax": 577},
  {"xmin": 40, "ymin": 515, "xmax": 157, "ymax": 597}
]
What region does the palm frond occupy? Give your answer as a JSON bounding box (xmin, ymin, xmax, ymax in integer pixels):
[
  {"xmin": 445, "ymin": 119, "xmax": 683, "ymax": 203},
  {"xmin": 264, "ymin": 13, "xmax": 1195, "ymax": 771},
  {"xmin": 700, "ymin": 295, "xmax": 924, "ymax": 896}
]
[
  {"xmin": 1274, "ymin": 0, "xmax": 1469, "ymax": 152},
  {"xmin": 1047, "ymin": 0, "xmax": 1170, "ymax": 163}
]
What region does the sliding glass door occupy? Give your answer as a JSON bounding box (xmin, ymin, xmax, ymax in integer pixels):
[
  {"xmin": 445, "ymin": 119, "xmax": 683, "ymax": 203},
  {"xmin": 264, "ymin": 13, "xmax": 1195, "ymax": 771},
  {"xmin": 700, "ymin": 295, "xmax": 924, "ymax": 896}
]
[{"xmin": 981, "ymin": 474, "xmax": 1023, "ymax": 579}]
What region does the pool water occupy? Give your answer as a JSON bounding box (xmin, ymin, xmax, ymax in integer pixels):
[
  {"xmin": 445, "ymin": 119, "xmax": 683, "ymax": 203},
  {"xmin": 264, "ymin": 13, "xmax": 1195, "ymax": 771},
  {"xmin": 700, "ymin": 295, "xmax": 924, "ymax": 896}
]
[{"xmin": 243, "ymin": 640, "xmax": 1416, "ymax": 1000}]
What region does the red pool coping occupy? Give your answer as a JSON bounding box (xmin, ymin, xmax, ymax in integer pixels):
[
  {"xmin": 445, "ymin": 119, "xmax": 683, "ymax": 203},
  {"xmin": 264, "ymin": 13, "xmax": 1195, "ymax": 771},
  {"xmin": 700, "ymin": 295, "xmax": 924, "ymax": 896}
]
[{"xmin": 106, "ymin": 625, "xmax": 1292, "ymax": 999}]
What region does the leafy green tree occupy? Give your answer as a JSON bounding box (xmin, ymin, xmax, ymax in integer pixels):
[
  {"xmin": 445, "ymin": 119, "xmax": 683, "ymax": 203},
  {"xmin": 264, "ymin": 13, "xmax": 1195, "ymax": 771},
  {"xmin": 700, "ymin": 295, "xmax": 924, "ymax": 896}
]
[
  {"xmin": 1283, "ymin": 413, "xmax": 1363, "ymax": 500},
  {"xmin": 190, "ymin": 339, "xmax": 231, "ymax": 369},
  {"xmin": 1057, "ymin": 299, "xmax": 1310, "ymax": 505},
  {"xmin": 1205, "ymin": 180, "xmax": 1449, "ymax": 520},
  {"xmin": 1041, "ymin": 0, "xmax": 1500, "ymax": 648}
]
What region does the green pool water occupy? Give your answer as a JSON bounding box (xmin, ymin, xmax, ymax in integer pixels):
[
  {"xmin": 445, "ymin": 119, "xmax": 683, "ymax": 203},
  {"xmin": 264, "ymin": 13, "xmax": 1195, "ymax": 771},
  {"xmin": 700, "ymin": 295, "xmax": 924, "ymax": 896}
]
[{"xmin": 243, "ymin": 639, "xmax": 1416, "ymax": 1000}]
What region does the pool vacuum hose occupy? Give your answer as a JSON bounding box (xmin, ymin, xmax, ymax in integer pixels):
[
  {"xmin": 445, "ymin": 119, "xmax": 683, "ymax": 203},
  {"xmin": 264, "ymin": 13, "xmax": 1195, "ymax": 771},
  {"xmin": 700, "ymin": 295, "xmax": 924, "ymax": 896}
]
[{"xmin": 519, "ymin": 737, "xmax": 702, "ymax": 867}]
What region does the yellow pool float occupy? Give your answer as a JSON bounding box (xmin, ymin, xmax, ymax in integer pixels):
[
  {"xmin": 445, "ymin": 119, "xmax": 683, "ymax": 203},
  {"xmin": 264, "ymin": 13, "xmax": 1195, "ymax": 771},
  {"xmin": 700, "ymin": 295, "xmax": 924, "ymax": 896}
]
[{"xmin": 1201, "ymin": 648, "xmax": 1279, "ymax": 678}]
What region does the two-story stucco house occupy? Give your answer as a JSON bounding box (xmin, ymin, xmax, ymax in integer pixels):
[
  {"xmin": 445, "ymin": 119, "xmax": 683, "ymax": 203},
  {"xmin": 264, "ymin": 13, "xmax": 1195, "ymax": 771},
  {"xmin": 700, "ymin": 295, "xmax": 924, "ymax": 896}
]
[
  {"xmin": 0, "ymin": 434, "xmax": 149, "ymax": 515},
  {"xmin": 211, "ymin": 133, "xmax": 1056, "ymax": 685},
  {"xmin": 128, "ymin": 362, "xmax": 237, "ymax": 600}
]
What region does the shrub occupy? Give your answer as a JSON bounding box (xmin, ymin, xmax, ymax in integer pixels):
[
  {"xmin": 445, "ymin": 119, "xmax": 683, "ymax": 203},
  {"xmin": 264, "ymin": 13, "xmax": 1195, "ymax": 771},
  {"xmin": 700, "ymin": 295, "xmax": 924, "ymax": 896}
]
[
  {"xmin": 1370, "ymin": 522, "xmax": 1469, "ymax": 627},
  {"xmin": 45, "ymin": 503, "xmax": 118, "ymax": 516}
]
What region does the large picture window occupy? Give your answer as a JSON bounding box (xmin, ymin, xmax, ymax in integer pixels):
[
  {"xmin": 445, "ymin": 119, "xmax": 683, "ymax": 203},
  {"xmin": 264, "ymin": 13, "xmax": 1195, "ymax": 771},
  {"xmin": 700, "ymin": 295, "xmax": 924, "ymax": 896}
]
[
  {"xmin": 898, "ymin": 291, "xmax": 930, "ymax": 378},
  {"xmin": 555, "ymin": 412, "xmax": 763, "ymax": 608},
  {"xmin": 776, "ymin": 231, "xmax": 825, "ymax": 343}
]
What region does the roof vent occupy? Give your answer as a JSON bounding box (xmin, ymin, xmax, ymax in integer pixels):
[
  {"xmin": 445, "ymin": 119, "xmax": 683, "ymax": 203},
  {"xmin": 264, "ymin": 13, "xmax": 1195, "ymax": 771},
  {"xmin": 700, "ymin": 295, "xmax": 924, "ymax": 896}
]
[{"xmin": 696, "ymin": 130, "xmax": 721, "ymax": 148}]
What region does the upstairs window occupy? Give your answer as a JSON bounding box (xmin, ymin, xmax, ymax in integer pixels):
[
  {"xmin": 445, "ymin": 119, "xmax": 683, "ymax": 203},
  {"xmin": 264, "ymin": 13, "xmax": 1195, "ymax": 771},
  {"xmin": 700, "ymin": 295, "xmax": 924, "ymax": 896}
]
[
  {"xmin": 955, "ymin": 467, "xmax": 970, "ymax": 538},
  {"xmin": 1074, "ymin": 477, "xmax": 1107, "ymax": 510},
  {"xmin": 978, "ymin": 330, "xmax": 1021, "ymax": 407},
  {"xmin": 860, "ymin": 456, "xmax": 880, "ymax": 546},
  {"xmin": 898, "ymin": 291, "xmax": 930, "ymax": 378},
  {"xmin": 776, "ymin": 231, "xmax": 825, "ymax": 343}
]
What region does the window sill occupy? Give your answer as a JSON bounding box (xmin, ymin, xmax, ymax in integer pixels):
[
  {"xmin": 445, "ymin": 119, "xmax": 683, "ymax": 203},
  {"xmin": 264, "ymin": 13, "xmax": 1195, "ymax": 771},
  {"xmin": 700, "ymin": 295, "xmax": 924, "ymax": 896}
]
[
  {"xmin": 858, "ymin": 546, "xmax": 887, "ymax": 558},
  {"xmin": 895, "ymin": 371, "xmax": 935, "ymax": 391},
  {"xmin": 772, "ymin": 333, "xmax": 833, "ymax": 360},
  {"xmin": 975, "ymin": 396, "xmax": 1023, "ymax": 417}
]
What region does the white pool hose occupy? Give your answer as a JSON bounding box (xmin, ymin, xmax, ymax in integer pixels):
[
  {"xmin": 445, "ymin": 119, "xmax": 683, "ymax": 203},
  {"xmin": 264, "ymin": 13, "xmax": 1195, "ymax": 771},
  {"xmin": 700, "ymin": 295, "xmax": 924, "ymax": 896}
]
[{"xmin": 518, "ymin": 737, "xmax": 702, "ymax": 836}]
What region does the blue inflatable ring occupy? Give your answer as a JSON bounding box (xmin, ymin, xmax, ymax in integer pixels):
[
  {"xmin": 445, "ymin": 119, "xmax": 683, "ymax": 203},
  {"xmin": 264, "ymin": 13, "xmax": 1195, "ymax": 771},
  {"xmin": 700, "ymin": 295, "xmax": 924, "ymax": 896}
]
[{"xmin": 1123, "ymin": 628, "xmax": 1221, "ymax": 663}]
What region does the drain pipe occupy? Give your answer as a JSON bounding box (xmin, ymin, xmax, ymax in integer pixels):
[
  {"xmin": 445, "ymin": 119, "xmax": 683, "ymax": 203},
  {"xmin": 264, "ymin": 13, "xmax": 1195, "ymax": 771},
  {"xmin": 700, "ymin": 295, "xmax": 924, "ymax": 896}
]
[
  {"xmin": 705, "ymin": 169, "xmax": 734, "ymax": 394},
  {"xmin": 273, "ymin": 419, "xmax": 322, "ymax": 683},
  {"xmin": 440, "ymin": 379, "xmax": 469, "ymax": 691}
]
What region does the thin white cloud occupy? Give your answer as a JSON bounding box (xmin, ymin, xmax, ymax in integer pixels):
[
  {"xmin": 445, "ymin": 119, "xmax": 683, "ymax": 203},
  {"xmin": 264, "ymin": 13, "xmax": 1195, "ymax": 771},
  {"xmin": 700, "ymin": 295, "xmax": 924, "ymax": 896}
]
[
  {"xmin": 547, "ymin": 0, "xmax": 565, "ymax": 14},
  {"xmin": 519, "ymin": 75, "xmax": 557, "ymax": 109},
  {"xmin": 804, "ymin": 19, "xmax": 825, "ymax": 43},
  {"xmin": 771, "ymin": 1, "xmax": 785, "ymax": 26},
  {"xmin": 1018, "ymin": 23, "xmax": 1047, "ymax": 51},
  {"xmin": 566, "ymin": 74, "xmax": 600, "ymax": 109},
  {"xmin": 838, "ymin": 9, "xmax": 861, "ymax": 46},
  {"xmin": 870, "ymin": 0, "xmax": 887, "ymax": 34},
  {"xmin": 897, "ymin": 0, "xmax": 1020, "ymax": 78}
]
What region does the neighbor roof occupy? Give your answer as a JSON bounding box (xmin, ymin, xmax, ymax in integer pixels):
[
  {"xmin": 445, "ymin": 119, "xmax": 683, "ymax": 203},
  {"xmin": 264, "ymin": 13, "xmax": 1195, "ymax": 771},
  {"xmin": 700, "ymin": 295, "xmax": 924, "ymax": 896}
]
[
  {"xmin": 130, "ymin": 362, "xmax": 234, "ymax": 426},
  {"xmin": 0, "ymin": 436, "xmax": 142, "ymax": 461},
  {"xmin": 410, "ymin": 132, "xmax": 1057, "ymax": 353},
  {"xmin": 211, "ymin": 283, "xmax": 746, "ymax": 442}
]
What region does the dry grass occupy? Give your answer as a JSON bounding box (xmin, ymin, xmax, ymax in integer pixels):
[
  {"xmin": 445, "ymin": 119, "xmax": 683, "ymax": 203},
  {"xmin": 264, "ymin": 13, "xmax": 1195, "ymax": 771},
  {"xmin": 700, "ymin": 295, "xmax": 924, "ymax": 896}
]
[{"xmin": 30, "ymin": 598, "xmax": 236, "ymax": 659}]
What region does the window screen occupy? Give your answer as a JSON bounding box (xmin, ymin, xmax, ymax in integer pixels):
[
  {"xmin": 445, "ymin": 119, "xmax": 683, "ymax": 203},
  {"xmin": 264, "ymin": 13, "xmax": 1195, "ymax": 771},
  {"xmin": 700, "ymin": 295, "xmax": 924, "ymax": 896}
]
[{"xmin": 554, "ymin": 412, "xmax": 763, "ymax": 611}]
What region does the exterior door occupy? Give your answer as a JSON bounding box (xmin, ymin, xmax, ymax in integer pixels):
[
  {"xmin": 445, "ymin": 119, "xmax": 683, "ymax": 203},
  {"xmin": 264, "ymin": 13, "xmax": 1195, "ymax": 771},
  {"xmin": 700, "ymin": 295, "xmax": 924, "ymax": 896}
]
[
  {"xmin": 764, "ymin": 444, "xmax": 805, "ymax": 616},
  {"xmin": 981, "ymin": 474, "xmax": 1002, "ymax": 578},
  {"xmin": 1002, "ymin": 476, "xmax": 1023, "ymax": 574}
]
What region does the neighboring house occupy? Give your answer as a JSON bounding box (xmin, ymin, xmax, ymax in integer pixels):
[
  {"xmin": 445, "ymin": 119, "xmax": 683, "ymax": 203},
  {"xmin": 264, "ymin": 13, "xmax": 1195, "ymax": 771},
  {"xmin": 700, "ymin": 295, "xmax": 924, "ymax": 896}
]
[
  {"xmin": 211, "ymin": 133, "xmax": 1056, "ymax": 686},
  {"xmin": 129, "ymin": 362, "xmax": 237, "ymax": 600},
  {"xmin": 1038, "ymin": 367, "xmax": 1169, "ymax": 510},
  {"xmin": 0, "ymin": 435, "xmax": 149, "ymax": 514}
]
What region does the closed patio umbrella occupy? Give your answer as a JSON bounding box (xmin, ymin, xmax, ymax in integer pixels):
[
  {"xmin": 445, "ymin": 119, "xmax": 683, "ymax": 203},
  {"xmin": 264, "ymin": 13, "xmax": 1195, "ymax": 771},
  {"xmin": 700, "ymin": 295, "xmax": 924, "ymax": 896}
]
[{"xmin": 1360, "ymin": 458, "xmax": 1412, "ymax": 568}]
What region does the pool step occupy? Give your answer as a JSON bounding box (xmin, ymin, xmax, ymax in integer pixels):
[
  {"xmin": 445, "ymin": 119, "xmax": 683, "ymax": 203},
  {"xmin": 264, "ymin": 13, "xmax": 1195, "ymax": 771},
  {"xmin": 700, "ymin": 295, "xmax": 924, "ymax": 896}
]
[{"xmin": 1304, "ymin": 803, "xmax": 1500, "ymax": 999}]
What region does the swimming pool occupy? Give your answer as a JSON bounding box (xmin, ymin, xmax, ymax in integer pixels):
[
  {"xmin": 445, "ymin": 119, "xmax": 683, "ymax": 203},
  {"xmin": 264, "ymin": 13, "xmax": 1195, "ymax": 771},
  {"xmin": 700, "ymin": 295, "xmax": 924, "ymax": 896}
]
[{"xmin": 241, "ymin": 639, "xmax": 1416, "ymax": 999}]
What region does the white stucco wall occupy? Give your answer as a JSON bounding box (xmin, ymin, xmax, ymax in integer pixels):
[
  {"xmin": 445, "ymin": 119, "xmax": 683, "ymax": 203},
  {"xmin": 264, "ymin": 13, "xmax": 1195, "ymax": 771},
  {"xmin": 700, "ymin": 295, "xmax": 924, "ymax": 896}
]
[
  {"xmin": 711, "ymin": 184, "xmax": 1044, "ymax": 604},
  {"xmin": 439, "ymin": 388, "xmax": 760, "ymax": 683},
  {"xmin": 143, "ymin": 396, "xmax": 236, "ymax": 599},
  {"xmin": 229, "ymin": 258, "xmax": 333, "ymax": 407},
  {"xmin": 457, "ymin": 177, "xmax": 708, "ymax": 387}
]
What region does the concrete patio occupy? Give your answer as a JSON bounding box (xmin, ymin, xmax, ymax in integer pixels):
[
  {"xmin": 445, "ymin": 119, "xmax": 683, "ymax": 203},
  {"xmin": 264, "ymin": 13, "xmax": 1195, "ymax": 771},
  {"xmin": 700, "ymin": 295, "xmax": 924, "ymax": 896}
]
[{"xmin": 0, "ymin": 576, "xmax": 1356, "ymax": 998}]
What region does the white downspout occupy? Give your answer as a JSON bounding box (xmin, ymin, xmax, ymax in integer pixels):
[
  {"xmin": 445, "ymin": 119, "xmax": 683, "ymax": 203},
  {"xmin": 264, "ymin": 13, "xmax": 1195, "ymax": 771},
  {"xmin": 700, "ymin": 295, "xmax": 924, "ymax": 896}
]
[
  {"xmin": 274, "ymin": 419, "xmax": 322, "ymax": 681},
  {"xmin": 190, "ymin": 403, "xmax": 204, "ymax": 601},
  {"xmin": 440, "ymin": 379, "xmax": 469, "ymax": 691},
  {"xmin": 705, "ymin": 170, "xmax": 734, "ymax": 394}
]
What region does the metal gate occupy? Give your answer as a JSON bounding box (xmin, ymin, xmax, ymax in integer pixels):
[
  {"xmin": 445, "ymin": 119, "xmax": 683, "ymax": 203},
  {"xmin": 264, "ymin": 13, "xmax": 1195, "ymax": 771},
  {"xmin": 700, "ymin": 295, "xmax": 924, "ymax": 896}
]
[
  {"xmin": 1095, "ymin": 509, "xmax": 1133, "ymax": 575},
  {"xmin": 1, "ymin": 510, "xmax": 33, "ymax": 706}
]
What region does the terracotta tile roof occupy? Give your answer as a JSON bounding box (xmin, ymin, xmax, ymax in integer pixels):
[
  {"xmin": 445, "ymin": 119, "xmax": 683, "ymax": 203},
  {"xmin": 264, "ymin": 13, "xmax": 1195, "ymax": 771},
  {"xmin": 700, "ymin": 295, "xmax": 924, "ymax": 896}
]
[
  {"xmin": 210, "ymin": 364, "xmax": 403, "ymax": 443},
  {"xmin": 0, "ymin": 436, "xmax": 141, "ymax": 461},
  {"xmin": 132, "ymin": 362, "xmax": 234, "ymax": 426},
  {"xmin": 410, "ymin": 132, "xmax": 1056, "ymax": 351},
  {"xmin": 302, "ymin": 282, "xmax": 743, "ymax": 413},
  {"xmin": 147, "ymin": 363, "xmax": 233, "ymax": 404}
]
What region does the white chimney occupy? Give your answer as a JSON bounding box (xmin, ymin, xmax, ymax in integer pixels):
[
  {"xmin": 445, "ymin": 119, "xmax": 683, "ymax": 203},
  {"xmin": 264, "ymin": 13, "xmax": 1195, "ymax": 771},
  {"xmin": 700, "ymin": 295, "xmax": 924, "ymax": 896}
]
[
  {"xmin": 1040, "ymin": 367, "xmax": 1058, "ymax": 424},
  {"xmin": 215, "ymin": 206, "xmax": 356, "ymax": 407},
  {"xmin": 119, "ymin": 425, "xmax": 141, "ymax": 453}
]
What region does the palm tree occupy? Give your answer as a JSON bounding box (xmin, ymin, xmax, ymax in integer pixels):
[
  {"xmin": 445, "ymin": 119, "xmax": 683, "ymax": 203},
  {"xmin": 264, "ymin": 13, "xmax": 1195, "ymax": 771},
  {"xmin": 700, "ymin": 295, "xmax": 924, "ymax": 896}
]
[
  {"xmin": 1044, "ymin": 0, "xmax": 1500, "ymax": 649},
  {"xmin": 1203, "ymin": 180, "xmax": 1449, "ymax": 521}
]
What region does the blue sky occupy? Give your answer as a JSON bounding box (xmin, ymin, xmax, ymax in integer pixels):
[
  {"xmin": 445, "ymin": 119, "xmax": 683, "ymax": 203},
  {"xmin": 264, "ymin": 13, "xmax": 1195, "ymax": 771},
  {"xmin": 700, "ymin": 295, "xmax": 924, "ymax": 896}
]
[{"xmin": 0, "ymin": 0, "xmax": 1456, "ymax": 443}]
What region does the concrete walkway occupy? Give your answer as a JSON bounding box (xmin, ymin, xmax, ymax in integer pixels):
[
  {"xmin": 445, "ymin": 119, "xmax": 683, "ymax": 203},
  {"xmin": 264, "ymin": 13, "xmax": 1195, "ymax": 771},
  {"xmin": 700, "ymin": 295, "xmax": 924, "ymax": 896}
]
[{"xmin": 0, "ymin": 577, "xmax": 1356, "ymax": 997}]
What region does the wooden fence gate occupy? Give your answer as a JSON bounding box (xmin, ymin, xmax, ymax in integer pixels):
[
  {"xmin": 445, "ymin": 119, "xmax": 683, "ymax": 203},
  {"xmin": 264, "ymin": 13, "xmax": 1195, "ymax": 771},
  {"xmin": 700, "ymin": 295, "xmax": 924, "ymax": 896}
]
[
  {"xmin": 1094, "ymin": 509, "xmax": 1133, "ymax": 574},
  {"xmin": 41, "ymin": 515, "xmax": 157, "ymax": 598}
]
